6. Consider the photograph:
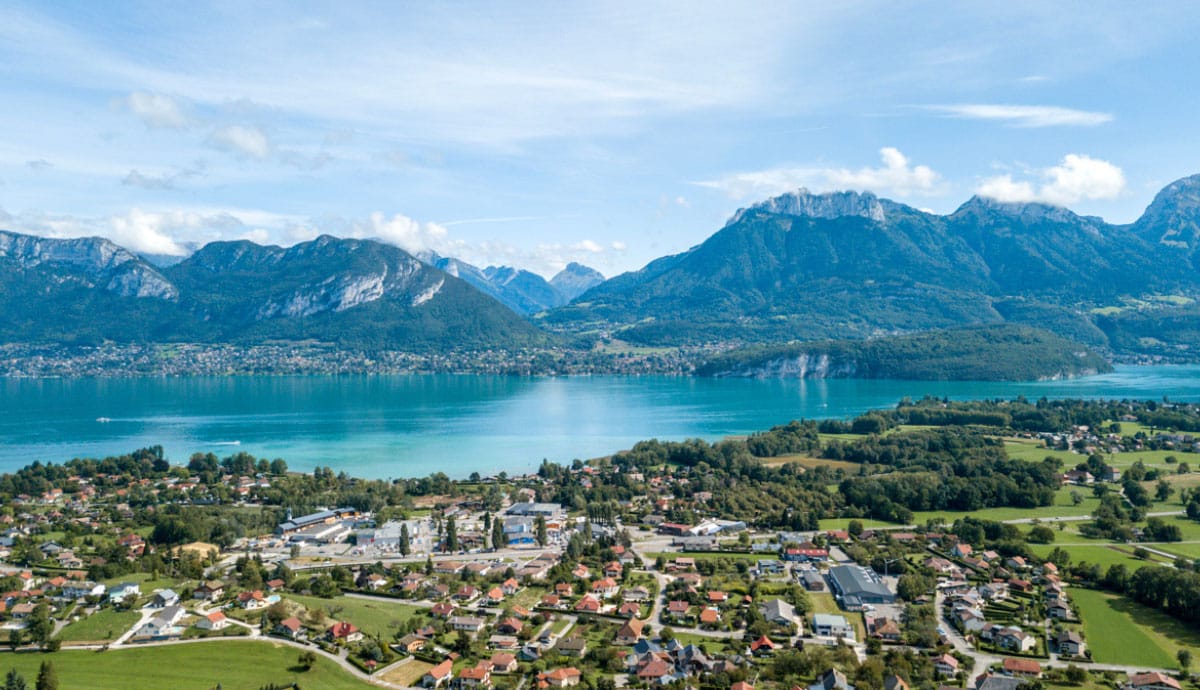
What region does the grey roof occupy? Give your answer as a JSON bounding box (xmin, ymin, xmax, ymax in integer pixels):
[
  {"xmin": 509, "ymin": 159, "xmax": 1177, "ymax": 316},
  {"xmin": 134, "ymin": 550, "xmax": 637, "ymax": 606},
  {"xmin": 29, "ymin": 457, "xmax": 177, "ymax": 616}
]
[
  {"xmin": 761, "ymin": 598, "xmax": 796, "ymax": 621},
  {"xmin": 828, "ymin": 565, "xmax": 894, "ymax": 599},
  {"xmin": 977, "ymin": 676, "xmax": 1024, "ymax": 690},
  {"xmin": 813, "ymin": 613, "xmax": 850, "ymax": 628},
  {"xmin": 809, "ymin": 669, "xmax": 855, "ymax": 690}
]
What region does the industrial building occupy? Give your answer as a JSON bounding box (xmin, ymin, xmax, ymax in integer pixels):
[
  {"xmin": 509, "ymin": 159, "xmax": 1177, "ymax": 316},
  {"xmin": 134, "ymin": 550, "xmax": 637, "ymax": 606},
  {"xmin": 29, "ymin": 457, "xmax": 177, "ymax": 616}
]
[{"xmin": 827, "ymin": 565, "xmax": 896, "ymax": 609}]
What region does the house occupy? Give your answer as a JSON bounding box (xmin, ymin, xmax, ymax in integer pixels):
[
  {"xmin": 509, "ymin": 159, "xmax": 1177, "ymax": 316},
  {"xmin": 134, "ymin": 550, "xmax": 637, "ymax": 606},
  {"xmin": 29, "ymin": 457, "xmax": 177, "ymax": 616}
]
[
  {"xmin": 699, "ymin": 608, "xmax": 721, "ymax": 626},
  {"xmin": 869, "ymin": 617, "xmax": 901, "ymax": 641},
  {"xmin": 760, "ymin": 599, "xmax": 798, "ymax": 627},
  {"xmin": 540, "ymin": 594, "xmax": 563, "ymax": 609},
  {"xmin": 454, "ymin": 585, "xmax": 480, "ymax": 602},
  {"xmin": 883, "ymin": 676, "xmax": 910, "ymax": 690},
  {"xmin": 995, "ymin": 627, "xmax": 1036, "ymax": 653},
  {"xmin": 450, "ymin": 616, "xmax": 486, "ymax": 633},
  {"xmin": 397, "ymin": 634, "xmax": 429, "ymax": 653},
  {"xmin": 784, "ymin": 548, "xmax": 829, "ymax": 562},
  {"xmin": 274, "ymin": 616, "xmax": 306, "ymax": 640},
  {"xmin": 555, "ymin": 582, "xmax": 574, "ymax": 597},
  {"xmin": 975, "ymin": 675, "xmax": 1025, "ymax": 690},
  {"xmin": 1127, "ymin": 673, "xmax": 1182, "ymax": 690},
  {"xmin": 809, "ymin": 669, "xmax": 855, "ymax": 690},
  {"xmin": 933, "ymin": 653, "xmax": 959, "ymax": 677},
  {"xmin": 615, "ymin": 618, "xmax": 644, "ymax": 645},
  {"xmin": 556, "ymin": 637, "xmax": 588, "ymax": 657},
  {"xmin": 501, "ymin": 578, "xmax": 520, "ymax": 596},
  {"xmin": 138, "ymin": 605, "xmax": 185, "ymax": 638},
  {"xmin": 812, "ymin": 613, "xmax": 854, "ymax": 639},
  {"xmin": 666, "ymin": 600, "xmax": 691, "ymax": 617},
  {"xmin": 800, "ymin": 571, "xmax": 826, "ymax": 592},
  {"xmin": 364, "ymin": 573, "xmax": 389, "ymax": 591},
  {"xmin": 574, "ymin": 595, "xmax": 601, "ymax": 613},
  {"xmin": 431, "ymin": 602, "xmax": 456, "ymax": 618},
  {"xmin": 484, "ymin": 587, "xmax": 506, "ymax": 605},
  {"xmin": 1046, "ymin": 598, "xmax": 1072, "ymax": 619},
  {"xmin": 62, "ymin": 580, "xmax": 106, "ymax": 600},
  {"xmin": 193, "ymin": 580, "xmax": 225, "ymax": 602},
  {"xmin": 237, "ymin": 590, "xmax": 267, "ymax": 610},
  {"xmin": 423, "ymin": 660, "xmax": 454, "ymax": 688},
  {"xmin": 1002, "ymin": 658, "xmax": 1042, "ymax": 678},
  {"xmin": 537, "ymin": 668, "xmax": 582, "ymax": 688},
  {"xmin": 572, "ymin": 564, "xmax": 590, "ymax": 579},
  {"xmin": 197, "ymin": 611, "xmax": 228, "ymax": 631},
  {"xmin": 266, "ymin": 578, "xmax": 285, "ymax": 591},
  {"xmin": 604, "ymin": 561, "xmax": 623, "ymax": 578},
  {"xmin": 496, "ymin": 618, "xmax": 523, "ymax": 635},
  {"xmin": 489, "ymin": 652, "xmax": 518, "ymax": 674},
  {"xmin": 327, "ymin": 621, "xmax": 363, "ymax": 643},
  {"xmin": 636, "ymin": 657, "xmax": 675, "ymax": 685},
  {"xmin": 152, "ymin": 589, "xmax": 180, "ymax": 608},
  {"xmin": 458, "ymin": 665, "xmax": 492, "ymax": 688},
  {"xmin": 1054, "ymin": 630, "xmax": 1086, "ymax": 656},
  {"xmin": 108, "ymin": 582, "xmax": 140, "ymax": 604},
  {"xmin": 591, "ymin": 578, "xmax": 620, "ymax": 598},
  {"xmin": 750, "ymin": 635, "xmax": 776, "ymax": 655},
  {"xmin": 623, "ymin": 586, "xmax": 651, "ymax": 602},
  {"xmin": 618, "ymin": 602, "xmax": 641, "ymax": 617},
  {"xmin": 952, "ymin": 543, "xmax": 973, "ymax": 559}
]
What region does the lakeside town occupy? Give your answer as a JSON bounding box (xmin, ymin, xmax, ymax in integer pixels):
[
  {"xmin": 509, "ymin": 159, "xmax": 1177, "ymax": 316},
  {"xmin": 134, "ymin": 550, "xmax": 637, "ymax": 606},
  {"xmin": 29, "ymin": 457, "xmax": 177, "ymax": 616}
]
[{"xmin": 0, "ymin": 399, "xmax": 1198, "ymax": 689}]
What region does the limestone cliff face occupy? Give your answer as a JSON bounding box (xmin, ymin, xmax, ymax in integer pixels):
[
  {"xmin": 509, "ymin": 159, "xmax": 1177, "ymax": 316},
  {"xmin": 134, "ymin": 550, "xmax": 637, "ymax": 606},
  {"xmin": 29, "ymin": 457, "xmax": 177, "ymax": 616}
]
[{"xmin": 0, "ymin": 230, "xmax": 178, "ymax": 299}]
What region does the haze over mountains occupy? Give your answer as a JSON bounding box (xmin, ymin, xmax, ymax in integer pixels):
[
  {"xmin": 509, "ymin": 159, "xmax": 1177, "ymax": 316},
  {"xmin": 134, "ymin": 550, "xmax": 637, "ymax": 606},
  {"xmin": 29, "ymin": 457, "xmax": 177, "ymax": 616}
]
[{"xmin": 2, "ymin": 174, "xmax": 1200, "ymax": 359}]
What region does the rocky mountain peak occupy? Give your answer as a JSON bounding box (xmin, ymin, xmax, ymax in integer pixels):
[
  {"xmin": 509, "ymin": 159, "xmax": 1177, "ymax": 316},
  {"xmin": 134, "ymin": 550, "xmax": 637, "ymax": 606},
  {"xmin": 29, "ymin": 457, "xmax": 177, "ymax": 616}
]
[
  {"xmin": 727, "ymin": 189, "xmax": 889, "ymax": 226},
  {"xmin": 1134, "ymin": 173, "xmax": 1200, "ymax": 249}
]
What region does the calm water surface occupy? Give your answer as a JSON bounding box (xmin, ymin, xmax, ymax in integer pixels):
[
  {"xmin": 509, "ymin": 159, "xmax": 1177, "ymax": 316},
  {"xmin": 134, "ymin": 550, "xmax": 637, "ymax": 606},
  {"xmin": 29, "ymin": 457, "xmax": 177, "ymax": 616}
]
[{"xmin": 2, "ymin": 365, "xmax": 1199, "ymax": 478}]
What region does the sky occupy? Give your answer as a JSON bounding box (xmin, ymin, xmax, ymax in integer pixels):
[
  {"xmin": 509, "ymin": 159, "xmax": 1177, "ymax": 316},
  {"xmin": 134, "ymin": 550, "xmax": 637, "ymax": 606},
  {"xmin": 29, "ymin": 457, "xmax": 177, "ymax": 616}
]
[{"xmin": 2, "ymin": 2, "xmax": 1200, "ymax": 278}]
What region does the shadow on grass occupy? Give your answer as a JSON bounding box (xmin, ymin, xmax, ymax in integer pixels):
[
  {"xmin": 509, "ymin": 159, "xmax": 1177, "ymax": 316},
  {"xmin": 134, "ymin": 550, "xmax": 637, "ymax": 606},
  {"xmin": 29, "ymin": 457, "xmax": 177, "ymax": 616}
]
[{"xmin": 1105, "ymin": 595, "xmax": 1200, "ymax": 649}]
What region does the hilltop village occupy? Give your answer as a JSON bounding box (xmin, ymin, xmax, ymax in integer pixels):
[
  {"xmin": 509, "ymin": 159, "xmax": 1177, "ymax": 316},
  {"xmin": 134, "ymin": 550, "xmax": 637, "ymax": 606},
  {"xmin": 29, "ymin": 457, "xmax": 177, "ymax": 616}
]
[{"xmin": 0, "ymin": 398, "xmax": 1199, "ymax": 689}]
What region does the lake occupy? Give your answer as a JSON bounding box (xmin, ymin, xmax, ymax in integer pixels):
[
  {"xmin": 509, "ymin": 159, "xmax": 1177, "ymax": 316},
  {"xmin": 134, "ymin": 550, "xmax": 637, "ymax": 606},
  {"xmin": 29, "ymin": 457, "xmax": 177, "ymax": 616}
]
[{"xmin": 3, "ymin": 365, "xmax": 1200, "ymax": 478}]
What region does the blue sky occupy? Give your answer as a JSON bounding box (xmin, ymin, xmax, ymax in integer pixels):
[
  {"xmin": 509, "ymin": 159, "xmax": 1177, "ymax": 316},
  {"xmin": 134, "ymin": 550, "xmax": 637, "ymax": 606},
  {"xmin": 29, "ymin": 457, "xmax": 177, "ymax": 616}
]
[{"xmin": 2, "ymin": 2, "xmax": 1200, "ymax": 277}]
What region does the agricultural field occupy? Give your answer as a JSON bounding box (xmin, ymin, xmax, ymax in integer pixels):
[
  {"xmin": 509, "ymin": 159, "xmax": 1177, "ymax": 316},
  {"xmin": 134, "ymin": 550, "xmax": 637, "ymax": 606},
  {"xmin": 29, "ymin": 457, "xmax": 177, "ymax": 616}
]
[
  {"xmin": 1029, "ymin": 542, "xmax": 1172, "ymax": 570},
  {"xmin": 911, "ymin": 486, "xmax": 1103, "ymax": 525},
  {"xmin": 1070, "ymin": 587, "xmax": 1199, "ymax": 669},
  {"xmin": 0, "ymin": 640, "xmax": 370, "ymax": 689},
  {"xmin": 817, "ymin": 518, "xmax": 899, "ymax": 531}
]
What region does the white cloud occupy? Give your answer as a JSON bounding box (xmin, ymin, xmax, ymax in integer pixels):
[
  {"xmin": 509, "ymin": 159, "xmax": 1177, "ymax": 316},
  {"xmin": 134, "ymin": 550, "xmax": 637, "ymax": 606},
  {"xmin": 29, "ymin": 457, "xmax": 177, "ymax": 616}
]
[
  {"xmin": 977, "ymin": 154, "xmax": 1125, "ymax": 205},
  {"xmin": 208, "ymin": 125, "xmax": 272, "ymax": 159},
  {"xmin": 697, "ymin": 147, "xmax": 942, "ymax": 200},
  {"xmin": 125, "ymin": 91, "xmax": 188, "ymax": 129},
  {"xmin": 576, "ymin": 239, "xmax": 603, "ymax": 253},
  {"xmin": 25, "ymin": 159, "xmax": 53, "ymax": 171},
  {"xmin": 930, "ymin": 104, "xmax": 1112, "ymax": 127}
]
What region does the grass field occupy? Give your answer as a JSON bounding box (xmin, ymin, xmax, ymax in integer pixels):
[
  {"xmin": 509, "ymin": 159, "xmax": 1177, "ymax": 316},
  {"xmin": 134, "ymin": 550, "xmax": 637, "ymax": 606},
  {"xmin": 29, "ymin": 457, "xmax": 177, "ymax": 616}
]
[
  {"xmin": 817, "ymin": 518, "xmax": 899, "ymax": 530},
  {"xmin": 1027, "ymin": 543, "xmax": 1165, "ymax": 571},
  {"xmin": 911, "ymin": 486, "xmax": 1103, "ymax": 525},
  {"xmin": 283, "ymin": 593, "xmax": 424, "ymax": 639},
  {"xmin": 646, "ymin": 551, "xmax": 776, "ymax": 562},
  {"xmin": 56, "ymin": 608, "xmax": 141, "ymax": 643},
  {"xmin": 379, "ymin": 659, "xmax": 433, "ymax": 686},
  {"xmin": 0, "ymin": 640, "xmax": 370, "ymax": 689},
  {"xmin": 759, "ymin": 454, "xmax": 860, "ymax": 471},
  {"xmin": 1071, "ymin": 587, "xmax": 1199, "ymax": 668}
]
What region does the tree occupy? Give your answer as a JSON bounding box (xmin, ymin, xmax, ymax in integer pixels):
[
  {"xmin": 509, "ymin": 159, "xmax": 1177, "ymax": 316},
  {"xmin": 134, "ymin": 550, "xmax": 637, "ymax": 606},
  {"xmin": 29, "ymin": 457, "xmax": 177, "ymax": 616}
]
[
  {"xmin": 1157, "ymin": 480, "xmax": 1174, "ymax": 502},
  {"xmin": 399, "ymin": 523, "xmax": 411, "ymax": 556},
  {"xmin": 491, "ymin": 517, "xmax": 506, "ymax": 551},
  {"xmin": 445, "ymin": 517, "xmax": 458, "ymax": 552},
  {"xmin": 7, "ymin": 627, "xmax": 23, "ymax": 651},
  {"xmin": 35, "ymin": 662, "xmax": 57, "ymax": 690},
  {"xmin": 535, "ymin": 515, "xmax": 548, "ymax": 547},
  {"xmin": 847, "ymin": 520, "xmax": 864, "ymax": 538},
  {"xmin": 26, "ymin": 601, "xmax": 52, "ymax": 648},
  {"xmin": 1028, "ymin": 525, "xmax": 1056, "ymax": 544},
  {"xmin": 1179, "ymin": 649, "xmax": 1192, "ymax": 672},
  {"xmin": 4, "ymin": 669, "xmax": 26, "ymax": 690},
  {"xmin": 298, "ymin": 650, "xmax": 317, "ymax": 671},
  {"xmin": 1070, "ymin": 490, "xmax": 1083, "ymax": 506},
  {"xmin": 1064, "ymin": 665, "xmax": 1087, "ymax": 684}
]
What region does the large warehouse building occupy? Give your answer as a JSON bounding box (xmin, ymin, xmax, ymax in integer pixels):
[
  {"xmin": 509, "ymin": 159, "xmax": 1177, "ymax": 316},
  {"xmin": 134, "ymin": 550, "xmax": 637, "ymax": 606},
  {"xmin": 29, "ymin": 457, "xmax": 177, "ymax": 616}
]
[{"xmin": 827, "ymin": 565, "xmax": 896, "ymax": 609}]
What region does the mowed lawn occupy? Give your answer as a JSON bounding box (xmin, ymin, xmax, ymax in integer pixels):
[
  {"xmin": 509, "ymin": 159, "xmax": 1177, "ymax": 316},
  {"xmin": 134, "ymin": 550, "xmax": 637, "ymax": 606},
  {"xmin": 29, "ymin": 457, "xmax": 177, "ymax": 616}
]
[
  {"xmin": 1028, "ymin": 543, "xmax": 1165, "ymax": 571},
  {"xmin": 56, "ymin": 608, "xmax": 141, "ymax": 643},
  {"xmin": 0, "ymin": 640, "xmax": 370, "ymax": 689},
  {"xmin": 283, "ymin": 593, "xmax": 424, "ymax": 639},
  {"xmin": 1071, "ymin": 587, "xmax": 1199, "ymax": 669}
]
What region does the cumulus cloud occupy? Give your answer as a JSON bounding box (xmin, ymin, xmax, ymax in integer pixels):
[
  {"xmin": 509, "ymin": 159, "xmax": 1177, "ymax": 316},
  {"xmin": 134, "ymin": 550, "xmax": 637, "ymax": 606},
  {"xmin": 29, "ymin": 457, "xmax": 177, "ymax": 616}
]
[
  {"xmin": 977, "ymin": 154, "xmax": 1126, "ymax": 205},
  {"xmin": 930, "ymin": 104, "xmax": 1112, "ymax": 128},
  {"xmin": 208, "ymin": 125, "xmax": 272, "ymax": 159},
  {"xmin": 125, "ymin": 91, "xmax": 189, "ymax": 129},
  {"xmin": 697, "ymin": 147, "xmax": 942, "ymax": 200}
]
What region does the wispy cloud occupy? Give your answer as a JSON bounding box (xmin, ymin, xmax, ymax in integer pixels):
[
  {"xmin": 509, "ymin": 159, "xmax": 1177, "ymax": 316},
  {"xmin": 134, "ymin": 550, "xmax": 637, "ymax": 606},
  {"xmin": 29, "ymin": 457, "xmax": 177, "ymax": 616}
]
[
  {"xmin": 207, "ymin": 125, "xmax": 272, "ymax": 159},
  {"xmin": 977, "ymin": 154, "xmax": 1125, "ymax": 205},
  {"xmin": 125, "ymin": 92, "xmax": 189, "ymax": 129},
  {"xmin": 929, "ymin": 104, "xmax": 1113, "ymax": 128},
  {"xmin": 696, "ymin": 147, "xmax": 943, "ymax": 200}
]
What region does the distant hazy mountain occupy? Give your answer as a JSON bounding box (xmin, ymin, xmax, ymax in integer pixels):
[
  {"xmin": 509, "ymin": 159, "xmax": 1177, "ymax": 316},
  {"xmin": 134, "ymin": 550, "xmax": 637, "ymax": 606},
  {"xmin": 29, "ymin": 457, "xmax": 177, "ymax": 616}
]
[
  {"xmin": 420, "ymin": 252, "xmax": 603, "ymax": 314},
  {"xmin": 546, "ymin": 176, "xmax": 1200, "ymax": 358},
  {"xmin": 0, "ymin": 232, "xmax": 549, "ymax": 349},
  {"xmin": 550, "ymin": 262, "xmax": 605, "ymax": 302}
]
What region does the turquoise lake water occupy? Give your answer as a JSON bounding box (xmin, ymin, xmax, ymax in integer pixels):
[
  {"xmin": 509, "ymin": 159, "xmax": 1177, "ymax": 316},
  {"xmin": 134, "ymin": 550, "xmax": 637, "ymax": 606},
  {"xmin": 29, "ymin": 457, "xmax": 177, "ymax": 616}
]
[{"xmin": 2, "ymin": 365, "xmax": 1199, "ymax": 478}]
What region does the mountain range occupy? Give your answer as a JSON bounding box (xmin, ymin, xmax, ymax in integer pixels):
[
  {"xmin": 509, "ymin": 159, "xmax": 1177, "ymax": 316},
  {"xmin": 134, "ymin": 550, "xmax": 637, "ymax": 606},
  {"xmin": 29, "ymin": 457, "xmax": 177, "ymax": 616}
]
[
  {"xmin": 3, "ymin": 173, "xmax": 1200, "ymax": 360},
  {"xmin": 545, "ymin": 174, "xmax": 1200, "ymax": 358}
]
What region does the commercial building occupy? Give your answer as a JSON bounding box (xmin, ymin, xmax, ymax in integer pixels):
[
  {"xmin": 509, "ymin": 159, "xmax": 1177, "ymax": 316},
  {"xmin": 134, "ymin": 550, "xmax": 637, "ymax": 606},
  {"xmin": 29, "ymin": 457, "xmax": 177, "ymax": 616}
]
[{"xmin": 827, "ymin": 565, "xmax": 896, "ymax": 609}]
